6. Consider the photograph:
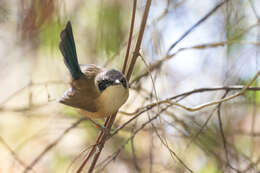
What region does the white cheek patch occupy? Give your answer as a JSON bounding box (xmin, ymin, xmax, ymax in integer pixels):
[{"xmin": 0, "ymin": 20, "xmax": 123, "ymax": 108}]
[{"xmin": 115, "ymin": 79, "xmax": 120, "ymax": 84}]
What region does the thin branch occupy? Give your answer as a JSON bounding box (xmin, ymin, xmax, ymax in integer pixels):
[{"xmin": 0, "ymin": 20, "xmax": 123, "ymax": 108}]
[
  {"xmin": 96, "ymin": 106, "xmax": 168, "ymax": 172},
  {"xmin": 185, "ymin": 106, "xmax": 218, "ymax": 149},
  {"xmin": 115, "ymin": 85, "xmax": 260, "ymax": 138},
  {"xmin": 149, "ymin": 131, "xmax": 153, "ymax": 173},
  {"xmin": 130, "ymin": 121, "xmax": 141, "ymax": 172},
  {"xmin": 22, "ymin": 117, "xmax": 89, "ymax": 173},
  {"xmin": 150, "ymin": 121, "xmax": 193, "ymax": 173},
  {"xmin": 76, "ymin": 117, "xmax": 110, "ymax": 173},
  {"xmin": 126, "ymin": 0, "xmax": 152, "ymax": 81},
  {"xmin": 216, "ymin": 91, "xmax": 230, "ymax": 169},
  {"xmin": 141, "ymin": 57, "xmax": 193, "ymax": 172},
  {"xmin": 97, "ymin": 104, "xmax": 193, "ymax": 173},
  {"xmin": 123, "ymin": 76, "xmax": 260, "ymax": 116},
  {"xmin": 131, "ymin": 39, "xmax": 260, "ymax": 84},
  {"xmin": 0, "ymin": 136, "xmax": 33, "ymax": 172},
  {"xmin": 167, "ymin": 0, "xmax": 229, "ymax": 53},
  {"xmin": 0, "ymin": 80, "xmax": 67, "ymax": 107},
  {"xmin": 0, "ymin": 83, "xmax": 30, "ymax": 106},
  {"xmin": 81, "ymin": 1, "xmax": 153, "ymax": 172},
  {"xmin": 87, "ymin": 114, "xmax": 116, "ymax": 173},
  {"xmin": 130, "ymin": 137, "xmax": 141, "ymax": 172},
  {"xmin": 249, "ymin": 0, "xmax": 259, "ymax": 161},
  {"xmin": 122, "ymin": 0, "xmax": 137, "ymax": 75},
  {"xmin": 243, "ymin": 157, "xmax": 260, "ymax": 172}
]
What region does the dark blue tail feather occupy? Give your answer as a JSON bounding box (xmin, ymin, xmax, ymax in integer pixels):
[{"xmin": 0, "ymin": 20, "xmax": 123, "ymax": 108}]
[{"xmin": 59, "ymin": 21, "xmax": 83, "ymax": 79}]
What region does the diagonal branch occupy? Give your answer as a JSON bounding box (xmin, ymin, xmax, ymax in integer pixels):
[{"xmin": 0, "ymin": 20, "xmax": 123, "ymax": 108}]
[
  {"xmin": 126, "ymin": 0, "xmax": 152, "ymax": 81},
  {"xmin": 122, "ymin": 0, "xmax": 137, "ymax": 75},
  {"xmin": 79, "ymin": 1, "xmax": 153, "ymax": 173},
  {"xmin": 22, "ymin": 117, "xmax": 89, "ymax": 173},
  {"xmin": 167, "ymin": 0, "xmax": 229, "ymax": 53},
  {"xmin": 0, "ymin": 136, "xmax": 33, "ymax": 172}
]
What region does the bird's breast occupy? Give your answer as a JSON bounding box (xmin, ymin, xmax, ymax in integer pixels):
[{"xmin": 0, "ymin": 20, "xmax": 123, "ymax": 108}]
[{"xmin": 96, "ymin": 85, "xmax": 129, "ymax": 116}]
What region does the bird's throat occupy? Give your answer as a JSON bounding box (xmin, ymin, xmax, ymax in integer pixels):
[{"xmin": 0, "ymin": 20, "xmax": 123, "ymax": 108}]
[{"xmin": 96, "ymin": 85, "xmax": 129, "ymax": 115}]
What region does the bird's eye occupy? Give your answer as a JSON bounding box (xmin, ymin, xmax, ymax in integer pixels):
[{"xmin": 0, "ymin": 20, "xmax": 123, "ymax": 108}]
[
  {"xmin": 98, "ymin": 79, "xmax": 113, "ymax": 91},
  {"xmin": 120, "ymin": 78, "xmax": 127, "ymax": 88},
  {"xmin": 98, "ymin": 81, "xmax": 107, "ymax": 91}
]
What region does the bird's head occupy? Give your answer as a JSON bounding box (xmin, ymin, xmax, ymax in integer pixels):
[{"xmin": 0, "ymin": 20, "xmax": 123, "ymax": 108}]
[
  {"xmin": 95, "ymin": 69, "xmax": 129, "ymax": 114},
  {"xmin": 96, "ymin": 69, "xmax": 128, "ymax": 92}
]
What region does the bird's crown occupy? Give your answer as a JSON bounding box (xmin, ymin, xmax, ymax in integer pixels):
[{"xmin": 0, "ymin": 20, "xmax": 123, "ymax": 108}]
[{"xmin": 96, "ymin": 69, "xmax": 127, "ymax": 92}]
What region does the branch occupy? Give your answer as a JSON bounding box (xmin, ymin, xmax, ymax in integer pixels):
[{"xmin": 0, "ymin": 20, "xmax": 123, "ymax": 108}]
[
  {"xmin": 126, "ymin": 0, "xmax": 152, "ymax": 81},
  {"xmin": 121, "ymin": 83, "xmax": 260, "ymax": 116},
  {"xmin": 97, "ymin": 104, "xmax": 193, "ymax": 172},
  {"xmin": 167, "ymin": 0, "xmax": 229, "ymax": 53},
  {"xmin": 115, "ymin": 81, "xmax": 260, "ymax": 136},
  {"xmin": 0, "ymin": 136, "xmax": 32, "ymax": 172},
  {"xmin": 122, "ymin": 0, "xmax": 137, "ymax": 75},
  {"xmin": 216, "ymin": 91, "xmax": 231, "ymax": 168},
  {"xmin": 78, "ymin": 1, "xmax": 153, "ymax": 172},
  {"xmin": 131, "ymin": 39, "xmax": 260, "ymax": 84},
  {"xmin": 22, "ymin": 117, "xmax": 89, "ymax": 173}
]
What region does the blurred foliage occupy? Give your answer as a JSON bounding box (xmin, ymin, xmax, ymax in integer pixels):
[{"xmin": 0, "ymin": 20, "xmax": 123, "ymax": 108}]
[
  {"xmin": 245, "ymin": 90, "xmax": 260, "ymax": 104},
  {"xmin": 96, "ymin": 1, "xmax": 124, "ymax": 58},
  {"xmin": 224, "ymin": 1, "xmax": 248, "ymax": 58},
  {"xmin": 199, "ymin": 160, "xmax": 221, "ymax": 173},
  {"xmin": 0, "ymin": 1, "xmax": 9, "ymax": 23},
  {"xmin": 39, "ymin": 20, "xmax": 64, "ymax": 53},
  {"xmin": 243, "ymin": 81, "xmax": 260, "ymax": 104},
  {"xmin": 18, "ymin": 0, "xmax": 58, "ymax": 48},
  {"xmin": 0, "ymin": 0, "xmax": 259, "ymax": 173},
  {"xmin": 49, "ymin": 153, "xmax": 71, "ymax": 173}
]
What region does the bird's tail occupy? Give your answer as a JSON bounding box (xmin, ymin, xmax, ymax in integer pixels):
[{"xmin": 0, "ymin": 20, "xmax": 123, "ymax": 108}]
[{"xmin": 59, "ymin": 21, "xmax": 83, "ymax": 80}]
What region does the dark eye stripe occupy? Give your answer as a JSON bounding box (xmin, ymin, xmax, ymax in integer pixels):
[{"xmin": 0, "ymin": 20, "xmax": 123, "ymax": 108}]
[
  {"xmin": 120, "ymin": 78, "xmax": 127, "ymax": 88},
  {"xmin": 98, "ymin": 79, "xmax": 113, "ymax": 92}
]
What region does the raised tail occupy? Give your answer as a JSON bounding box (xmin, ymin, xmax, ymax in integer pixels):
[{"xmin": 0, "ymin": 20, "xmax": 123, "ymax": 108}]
[{"xmin": 59, "ymin": 21, "xmax": 83, "ymax": 80}]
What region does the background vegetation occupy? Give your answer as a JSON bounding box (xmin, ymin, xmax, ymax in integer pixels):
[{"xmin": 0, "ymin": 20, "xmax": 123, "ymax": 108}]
[{"xmin": 0, "ymin": 0, "xmax": 259, "ymax": 172}]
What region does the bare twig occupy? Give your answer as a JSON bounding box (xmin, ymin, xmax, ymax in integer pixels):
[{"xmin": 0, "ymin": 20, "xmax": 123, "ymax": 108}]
[
  {"xmin": 76, "ymin": 117, "xmax": 110, "ymax": 173},
  {"xmin": 126, "ymin": 0, "xmax": 152, "ymax": 81},
  {"xmin": 167, "ymin": 0, "xmax": 229, "ymax": 52},
  {"xmin": 186, "ymin": 106, "xmax": 218, "ymax": 149},
  {"xmin": 22, "ymin": 117, "xmax": 89, "ymax": 173},
  {"xmin": 123, "ymin": 73, "xmax": 260, "ymax": 116},
  {"xmin": 149, "ymin": 131, "xmax": 153, "ymax": 173},
  {"xmin": 97, "ymin": 104, "xmax": 193, "ymax": 172},
  {"xmin": 122, "ymin": 0, "xmax": 137, "ymax": 75},
  {"xmin": 80, "ymin": 1, "xmax": 154, "ymax": 172},
  {"xmin": 96, "ymin": 106, "xmax": 168, "ymax": 172},
  {"xmin": 140, "ymin": 52, "xmax": 193, "ymax": 172},
  {"xmin": 130, "ymin": 137, "xmax": 141, "ymax": 172},
  {"xmin": 216, "ymin": 91, "xmax": 231, "ymax": 169},
  {"xmin": 131, "ymin": 39, "xmax": 260, "ymax": 84},
  {"xmin": 249, "ymin": 0, "xmax": 259, "ymax": 161},
  {"xmin": 150, "ymin": 121, "xmax": 193, "ymax": 173},
  {"xmin": 0, "ymin": 136, "xmax": 32, "ymax": 172},
  {"xmin": 87, "ymin": 114, "xmax": 116, "ymax": 173},
  {"xmin": 115, "ymin": 86, "xmax": 260, "ymax": 138}
]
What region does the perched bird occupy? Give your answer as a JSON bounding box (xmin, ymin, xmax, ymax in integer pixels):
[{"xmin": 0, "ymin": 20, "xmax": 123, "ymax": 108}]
[{"xmin": 58, "ymin": 21, "xmax": 129, "ymax": 118}]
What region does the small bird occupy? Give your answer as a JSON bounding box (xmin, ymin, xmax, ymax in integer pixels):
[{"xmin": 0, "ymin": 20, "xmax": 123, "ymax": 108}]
[{"xmin": 58, "ymin": 21, "xmax": 129, "ymax": 118}]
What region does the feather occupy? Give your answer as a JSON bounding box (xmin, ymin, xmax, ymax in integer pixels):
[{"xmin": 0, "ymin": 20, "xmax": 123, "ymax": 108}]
[{"xmin": 59, "ymin": 21, "xmax": 83, "ymax": 79}]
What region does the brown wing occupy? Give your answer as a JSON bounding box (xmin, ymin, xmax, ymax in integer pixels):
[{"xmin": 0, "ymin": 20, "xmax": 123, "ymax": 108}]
[{"xmin": 58, "ymin": 64, "xmax": 103, "ymax": 112}]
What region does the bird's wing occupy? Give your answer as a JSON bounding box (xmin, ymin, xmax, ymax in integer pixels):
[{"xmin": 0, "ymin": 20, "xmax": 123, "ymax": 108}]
[
  {"xmin": 58, "ymin": 64, "xmax": 103, "ymax": 113},
  {"xmin": 58, "ymin": 87, "xmax": 98, "ymax": 112}
]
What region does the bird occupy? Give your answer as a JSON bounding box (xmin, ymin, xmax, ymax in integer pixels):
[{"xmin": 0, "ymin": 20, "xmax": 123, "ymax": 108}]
[{"xmin": 58, "ymin": 21, "xmax": 129, "ymax": 118}]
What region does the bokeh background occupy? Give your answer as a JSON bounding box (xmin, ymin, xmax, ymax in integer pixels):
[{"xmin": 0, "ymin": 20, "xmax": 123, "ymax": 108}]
[{"xmin": 0, "ymin": 0, "xmax": 259, "ymax": 172}]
